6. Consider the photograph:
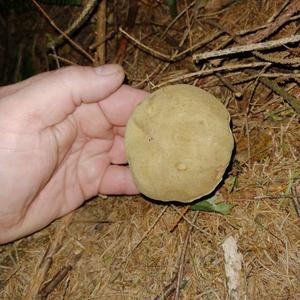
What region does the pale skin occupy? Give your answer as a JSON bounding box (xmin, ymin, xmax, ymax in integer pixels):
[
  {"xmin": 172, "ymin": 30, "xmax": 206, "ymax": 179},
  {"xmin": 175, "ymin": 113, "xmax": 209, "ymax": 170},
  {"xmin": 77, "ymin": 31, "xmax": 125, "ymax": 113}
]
[{"xmin": 0, "ymin": 64, "xmax": 148, "ymax": 244}]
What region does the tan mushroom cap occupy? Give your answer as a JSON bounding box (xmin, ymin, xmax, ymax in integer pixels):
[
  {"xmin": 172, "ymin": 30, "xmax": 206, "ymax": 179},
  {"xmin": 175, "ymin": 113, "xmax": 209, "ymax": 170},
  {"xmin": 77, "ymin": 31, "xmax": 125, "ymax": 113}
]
[{"xmin": 125, "ymin": 84, "xmax": 234, "ymax": 202}]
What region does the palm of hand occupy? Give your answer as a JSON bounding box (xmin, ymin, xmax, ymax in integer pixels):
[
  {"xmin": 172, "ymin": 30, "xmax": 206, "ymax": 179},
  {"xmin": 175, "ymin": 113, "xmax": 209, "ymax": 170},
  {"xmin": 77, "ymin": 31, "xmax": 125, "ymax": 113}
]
[
  {"xmin": 0, "ymin": 65, "xmax": 147, "ymax": 243},
  {"xmin": 34, "ymin": 101, "xmax": 128, "ymax": 227}
]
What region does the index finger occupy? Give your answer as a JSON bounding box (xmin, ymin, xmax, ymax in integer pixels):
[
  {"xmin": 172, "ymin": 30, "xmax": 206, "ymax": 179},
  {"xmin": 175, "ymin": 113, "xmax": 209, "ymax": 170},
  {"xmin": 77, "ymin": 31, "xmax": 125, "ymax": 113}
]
[{"xmin": 99, "ymin": 85, "xmax": 149, "ymax": 126}]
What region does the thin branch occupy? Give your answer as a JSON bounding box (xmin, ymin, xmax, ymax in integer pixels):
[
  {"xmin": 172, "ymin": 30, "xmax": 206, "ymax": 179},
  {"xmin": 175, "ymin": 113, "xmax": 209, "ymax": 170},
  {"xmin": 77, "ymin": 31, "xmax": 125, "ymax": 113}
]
[
  {"xmin": 201, "ymin": 18, "xmax": 300, "ymax": 67},
  {"xmin": 193, "ymin": 34, "xmax": 300, "ymax": 62},
  {"xmin": 174, "ymin": 211, "xmax": 199, "ymax": 300},
  {"xmin": 124, "ymin": 206, "xmax": 168, "ymax": 261},
  {"xmin": 231, "ymin": 72, "xmax": 300, "ymax": 85},
  {"xmin": 154, "ymin": 277, "xmax": 177, "ymax": 300},
  {"xmin": 156, "ymin": 62, "xmax": 271, "ymax": 87},
  {"xmin": 175, "ymin": 31, "xmax": 223, "ymax": 61},
  {"xmin": 31, "ymin": 0, "xmax": 94, "ymax": 62},
  {"xmin": 249, "ymin": 1, "xmax": 300, "ymax": 43},
  {"xmin": 39, "ymin": 266, "xmax": 72, "ymax": 298},
  {"xmin": 154, "ymin": 211, "xmax": 199, "ymax": 300},
  {"xmin": 24, "ymin": 213, "xmax": 74, "ymax": 300},
  {"xmin": 267, "ymin": 0, "xmax": 291, "ymax": 23},
  {"xmin": 170, "ymin": 205, "xmax": 208, "ymax": 233},
  {"xmin": 201, "ymin": 17, "xmax": 300, "ymax": 115},
  {"xmin": 236, "ymin": 14, "xmax": 300, "ymax": 37},
  {"xmin": 169, "ymin": 205, "xmax": 190, "ymax": 232},
  {"xmin": 252, "ymin": 51, "xmax": 300, "ymax": 66},
  {"xmin": 291, "ymin": 185, "xmax": 300, "ymax": 217},
  {"xmin": 132, "ymin": 64, "xmax": 162, "ymax": 88},
  {"xmin": 49, "ymin": 0, "xmax": 98, "ymax": 49},
  {"xmin": 114, "ymin": 1, "xmax": 139, "ymax": 64},
  {"xmin": 49, "ymin": 54, "xmax": 77, "ymax": 66},
  {"xmin": 119, "ymin": 27, "xmax": 176, "ymax": 61},
  {"xmin": 39, "ymin": 251, "xmax": 82, "ymax": 299},
  {"xmin": 95, "ymin": 0, "xmax": 107, "ymax": 65},
  {"xmin": 120, "ymin": 27, "xmax": 223, "ymax": 62},
  {"xmin": 89, "ymin": 30, "xmax": 115, "ymax": 50},
  {"xmin": 159, "ymin": 1, "xmax": 196, "ymax": 40},
  {"xmin": 196, "ymin": 20, "xmax": 243, "ymax": 97},
  {"xmin": 245, "ymin": 69, "xmax": 300, "ymax": 115}
]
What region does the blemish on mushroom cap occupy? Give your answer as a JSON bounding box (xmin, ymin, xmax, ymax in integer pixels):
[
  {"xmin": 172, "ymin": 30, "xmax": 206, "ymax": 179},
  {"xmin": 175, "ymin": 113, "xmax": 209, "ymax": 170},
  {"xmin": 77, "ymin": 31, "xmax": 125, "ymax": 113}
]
[
  {"xmin": 176, "ymin": 162, "xmax": 187, "ymax": 171},
  {"xmin": 125, "ymin": 84, "xmax": 234, "ymax": 202}
]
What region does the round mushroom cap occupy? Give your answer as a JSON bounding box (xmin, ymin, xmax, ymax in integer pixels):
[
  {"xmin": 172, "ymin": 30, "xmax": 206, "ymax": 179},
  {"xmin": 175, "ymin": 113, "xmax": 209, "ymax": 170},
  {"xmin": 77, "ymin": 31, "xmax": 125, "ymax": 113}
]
[{"xmin": 125, "ymin": 84, "xmax": 234, "ymax": 202}]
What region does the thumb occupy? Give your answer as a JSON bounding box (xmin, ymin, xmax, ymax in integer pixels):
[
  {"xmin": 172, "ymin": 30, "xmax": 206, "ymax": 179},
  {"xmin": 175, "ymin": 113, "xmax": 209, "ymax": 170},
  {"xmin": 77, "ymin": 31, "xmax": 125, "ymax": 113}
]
[{"xmin": 1, "ymin": 64, "xmax": 125, "ymax": 128}]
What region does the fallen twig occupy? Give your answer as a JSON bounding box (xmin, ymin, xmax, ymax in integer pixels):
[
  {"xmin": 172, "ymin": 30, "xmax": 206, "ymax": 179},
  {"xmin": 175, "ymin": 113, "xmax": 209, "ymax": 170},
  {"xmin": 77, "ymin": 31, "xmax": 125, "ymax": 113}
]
[
  {"xmin": 153, "ymin": 275, "xmax": 178, "ymax": 300},
  {"xmin": 156, "ymin": 62, "xmax": 271, "ymax": 87},
  {"xmin": 39, "ymin": 265, "xmax": 72, "ymax": 299},
  {"xmin": 159, "ymin": 1, "xmax": 196, "ymax": 40},
  {"xmin": 267, "ymin": 0, "xmax": 291, "ymax": 24},
  {"xmin": 114, "ymin": 0, "xmax": 139, "ymax": 64},
  {"xmin": 174, "ymin": 211, "xmax": 199, "ymax": 300},
  {"xmin": 120, "ymin": 27, "xmax": 222, "ymax": 62},
  {"xmin": 245, "ymin": 69, "xmax": 300, "ymax": 115},
  {"xmin": 154, "ymin": 211, "xmax": 199, "ymax": 300},
  {"xmin": 201, "ymin": 19, "xmax": 300, "ymax": 115},
  {"xmin": 231, "ymin": 72, "xmax": 300, "ymax": 85},
  {"xmin": 195, "ymin": 20, "xmax": 243, "ymax": 98},
  {"xmin": 95, "ymin": 0, "xmax": 106, "ymax": 65},
  {"xmin": 291, "ymin": 185, "xmax": 300, "ymax": 217},
  {"xmin": 193, "ymin": 34, "xmax": 300, "ymax": 62},
  {"xmin": 39, "ymin": 251, "xmax": 82, "ymax": 299},
  {"xmin": 48, "ymin": 0, "xmax": 98, "ymax": 49},
  {"xmin": 204, "ymin": 55, "xmax": 243, "ymax": 98},
  {"xmin": 31, "ymin": 0, "xmax": 94, "ymax": 62},
  {"xmin": 24, "ymin": 213, "xmax": 74, "ymax": 300},
  {"xmin": 124, "ymin": 206, "xmax": 168, "ymax": 261},
  {"xmin": 251, "ymin": 51, "xmax": 300, "ymax": 66},
  {"xmin": 249, "ymin": 0, "xmax": 300, "ymax": 43},
  {"xmin": 49, "ymin": 54, "xmax": 77, "ymax": 66},
  {"xmin": 205, "ymin": 0, "xmax": 236, "ymax": 13},
  {"xmin": 89, "ymin": 30, "xmax": 115, "ymax": 50},
  {"xmin": 236, "ymin": 15, "xmax": 300, "ymax": 37},
  {"xmin": 170, "ymin": 205, "xmax": 208, "ymax": 233},
  {"xmin": 169, "ymin": 206, "xmax": 190, "ymax": 232},
  {"xmin": 202, "ymin": 18, "xmax": 300, "ymax": 68}
]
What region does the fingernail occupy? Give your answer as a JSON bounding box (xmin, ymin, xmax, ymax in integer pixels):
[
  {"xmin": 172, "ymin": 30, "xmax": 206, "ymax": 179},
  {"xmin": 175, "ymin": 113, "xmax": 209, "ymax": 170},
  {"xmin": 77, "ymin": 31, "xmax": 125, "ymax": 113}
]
[{"xmin": 94, "ymin": 64, "xmax": 123, "ymax": 76}]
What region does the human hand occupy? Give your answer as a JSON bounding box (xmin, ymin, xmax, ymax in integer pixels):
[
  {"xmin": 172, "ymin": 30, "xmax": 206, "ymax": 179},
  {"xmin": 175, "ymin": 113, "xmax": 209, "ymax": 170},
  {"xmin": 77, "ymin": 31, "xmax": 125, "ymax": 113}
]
[{"xmin": 0, "ymin": 65, "xmax": 148, "ymax": 244}]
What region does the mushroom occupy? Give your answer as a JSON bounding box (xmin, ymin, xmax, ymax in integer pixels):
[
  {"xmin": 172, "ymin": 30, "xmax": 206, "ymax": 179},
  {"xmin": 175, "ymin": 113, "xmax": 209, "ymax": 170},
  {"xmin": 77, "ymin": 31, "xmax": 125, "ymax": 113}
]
[{"xmin": 125, "ymin": 84, "xmax": 234, "ymax": 202}]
